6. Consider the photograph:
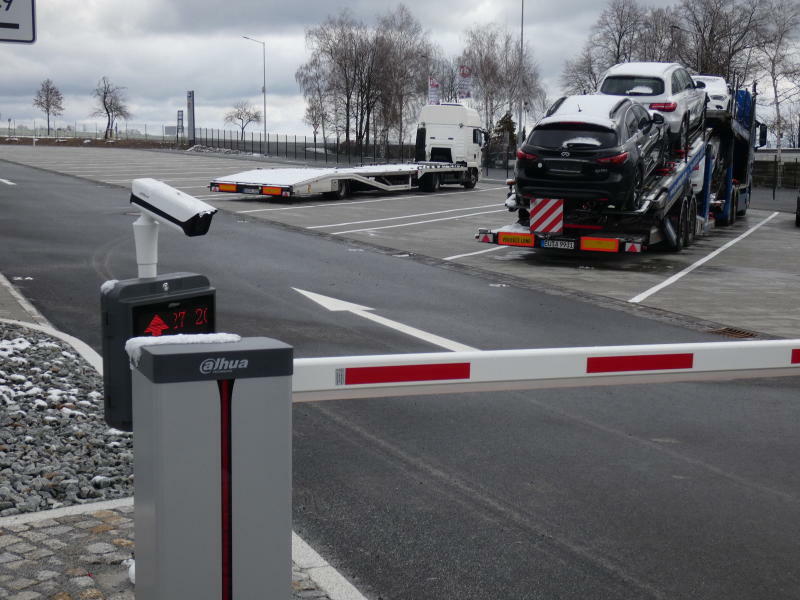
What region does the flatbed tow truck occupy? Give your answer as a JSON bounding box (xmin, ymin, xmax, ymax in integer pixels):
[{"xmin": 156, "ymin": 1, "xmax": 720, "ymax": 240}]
[
  {"xmin": 209, "ymin": 103, "xmax": 485, "ymax": 200},
  {"xmin": 475, "ymin": 84, "xmax": 760, "ymax": 253}
]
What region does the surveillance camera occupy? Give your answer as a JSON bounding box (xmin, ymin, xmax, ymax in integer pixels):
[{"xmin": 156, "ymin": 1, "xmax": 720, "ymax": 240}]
[{"xmin": 130, "ymin": 178, "xmax": 217, "ymax": 236}]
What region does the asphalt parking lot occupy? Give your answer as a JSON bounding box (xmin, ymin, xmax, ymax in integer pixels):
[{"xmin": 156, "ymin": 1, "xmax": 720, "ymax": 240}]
[{"xmin": 1, "ymin": 143, "xmax": 798, "ymax": 339}]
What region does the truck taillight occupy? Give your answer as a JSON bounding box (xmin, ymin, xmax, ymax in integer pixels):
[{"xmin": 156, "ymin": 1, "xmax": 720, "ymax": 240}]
[
  {"xmin": 649, "ymin": 102, "xmax": 678, "ymax": 112},
  {"xmin": 517, "ymin": 150, "xmax": 538, "ymax": 161},
  {"xmin": 596, "ymin": 152, "xmax": 629, "ymax": 165}
]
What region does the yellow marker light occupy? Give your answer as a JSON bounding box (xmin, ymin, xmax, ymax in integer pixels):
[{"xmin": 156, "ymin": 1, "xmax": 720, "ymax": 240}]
[
  {"xmin": 497, "ymin": 232, "xmax": 533, "ymax": 247},
  {"xmin": 261, "ymin": 186, "xmax": 283, "ymax": 196},
  {"xmin": 217, "ymin": 183, "xmax": 237, "ymax": 193},
  {"xmin": 580, "ymin": 237, "xmax": 619, "ymax": 252}
]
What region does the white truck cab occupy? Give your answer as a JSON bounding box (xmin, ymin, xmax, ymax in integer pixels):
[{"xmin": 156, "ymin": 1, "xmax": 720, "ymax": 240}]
[{"xmin": 415, "ymin": 104, "xmax": 484, "ymax": 169}]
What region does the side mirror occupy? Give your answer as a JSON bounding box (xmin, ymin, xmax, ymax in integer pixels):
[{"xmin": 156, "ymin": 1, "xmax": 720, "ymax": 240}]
[
  {"xmin": 759, "ymin": 123, "xmax": 768, "ymax": 147},
  {"xmin": 694, "ymin": 81, "xmax": 706, "ymax": 89},
  {"xmin": 652, "ymin": 113, "xmax": 665, "ymax": 125}
]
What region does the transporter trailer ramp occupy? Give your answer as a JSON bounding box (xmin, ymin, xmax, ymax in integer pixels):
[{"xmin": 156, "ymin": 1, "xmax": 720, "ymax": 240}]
[
  {"xmin": 209, "ymin": 161, "xmax": 478, "ymax": 200},
  {"xmin": 476, "ymin": 84, "xmax": 760, "ymax": 254}
]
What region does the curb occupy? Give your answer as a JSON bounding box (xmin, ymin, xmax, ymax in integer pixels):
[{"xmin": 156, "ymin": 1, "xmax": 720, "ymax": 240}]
[{"xmin": 1, "ymin": 313, "xmax": 369, "ymax": 600}]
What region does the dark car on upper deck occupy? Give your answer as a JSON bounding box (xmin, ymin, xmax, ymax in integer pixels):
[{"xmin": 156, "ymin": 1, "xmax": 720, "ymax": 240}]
[{"xmin": 515, "ymin": 94, "xmax": 668, "ymax": 211}]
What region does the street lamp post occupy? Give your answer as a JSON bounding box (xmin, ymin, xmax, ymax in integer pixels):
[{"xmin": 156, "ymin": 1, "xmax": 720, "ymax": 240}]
[{"xmin": 242, "ymin": 35, "xmax": 267, "ymax": 155}]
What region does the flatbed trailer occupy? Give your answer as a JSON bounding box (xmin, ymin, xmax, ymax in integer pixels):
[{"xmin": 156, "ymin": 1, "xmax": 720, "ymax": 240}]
[
  {"xmin": 475, "ymin": 84, "xmax": 758, "ymax": 254},
  {"xmin": 209, "ymin": 162, "xmax": 477, "ymax": 200}
]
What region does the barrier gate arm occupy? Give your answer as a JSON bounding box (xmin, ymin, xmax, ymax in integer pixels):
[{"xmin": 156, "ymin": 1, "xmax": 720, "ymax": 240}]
[{"xmin": 292, "ymin": 339, "xmax": 800, "ymax": 402}]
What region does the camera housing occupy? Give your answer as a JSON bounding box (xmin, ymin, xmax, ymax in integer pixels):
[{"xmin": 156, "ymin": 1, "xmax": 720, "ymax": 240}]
[{"xmin": 131, "ymin": 178, "xmax": 217, "ymax": 236}]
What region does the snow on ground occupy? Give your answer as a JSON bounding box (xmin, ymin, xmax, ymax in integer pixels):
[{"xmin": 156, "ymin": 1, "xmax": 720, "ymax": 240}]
[{"xmin": 0, "ymin": 322, "xmax": 133, "ymax": 515}]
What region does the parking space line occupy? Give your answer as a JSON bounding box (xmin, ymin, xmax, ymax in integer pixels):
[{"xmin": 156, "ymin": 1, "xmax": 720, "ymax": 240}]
[
  {"xmin": 308, "ymin": 204, "xmax": 501, "ymax": 229},
  {"xmin": 629, "ymin": 212, "xmax": 780, "ymax": 304},
  {"xmin": 0, "ymin": 179, "xmax": 15, "ymax": 185},
  {"xmin": 444, "ymin": 246, "xmax": 508, "ymax": 260},
  {"xmin": 332, "ymin": 209, "xmax": 506, "ymax": 235},
  {"xmin": 236, "ymin": 187, "xmax": 506, "ymax": 214}
]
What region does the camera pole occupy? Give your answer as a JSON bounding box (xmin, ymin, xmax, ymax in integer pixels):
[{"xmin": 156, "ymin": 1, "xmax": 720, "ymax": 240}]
[{"xmin": 132, "ymin": 213, "xmax": 159, "ymax": 278}]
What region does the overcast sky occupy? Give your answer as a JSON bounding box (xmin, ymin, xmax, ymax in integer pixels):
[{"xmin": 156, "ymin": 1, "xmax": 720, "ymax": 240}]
[{"xmin": 1, "ymin": 0, "xmax": 625, "ymax": 136}]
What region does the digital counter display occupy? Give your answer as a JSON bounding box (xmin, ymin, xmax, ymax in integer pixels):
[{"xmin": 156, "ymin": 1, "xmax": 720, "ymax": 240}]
[{"xmin": 132, "ymin": 294, "xmax": 215, "ymax": 337}]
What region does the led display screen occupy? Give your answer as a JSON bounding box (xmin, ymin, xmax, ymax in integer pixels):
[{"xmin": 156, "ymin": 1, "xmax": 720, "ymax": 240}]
[{"xmin": 131, "ymin": 294, "xmax": 215, "ymax": 337}]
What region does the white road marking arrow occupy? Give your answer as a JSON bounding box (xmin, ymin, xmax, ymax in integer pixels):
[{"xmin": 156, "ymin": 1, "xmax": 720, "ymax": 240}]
[
  {"xmin": 0, "ymin": 179, "xmax": 16, "ymax": 186},
  {"xmin": 293, "ymin": 288, "xmax": 478, "ymax": 352}
]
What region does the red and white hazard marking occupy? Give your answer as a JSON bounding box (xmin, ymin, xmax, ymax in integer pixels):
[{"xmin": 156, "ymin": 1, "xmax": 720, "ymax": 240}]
[
  {"xmin": 530, "ymin": 198, "xmax": 564, "ymax": 233},
  {"xmin": 292, "ymin": 340, "xmax": 800, "ymax": 402}
]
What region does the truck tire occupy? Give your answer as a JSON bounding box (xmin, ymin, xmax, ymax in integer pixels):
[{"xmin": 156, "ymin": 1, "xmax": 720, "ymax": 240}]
[
  {"xmin": 421, "ymin": 173, "xmax": 440, "ymax": 193},
  {"xmin": 324, "ymin": 180, "xmax": 350, "ymax": 200},
  {"xmin": 463, "ymin": 169, "xmax": 478, "ymax": 189},
  {"xmin": 684, "ymin": 196, "xmax": 697, "ymax": 247},
  {"xmin": 668, "ymin": 197, "xmax": 687, "ymax": 252}
]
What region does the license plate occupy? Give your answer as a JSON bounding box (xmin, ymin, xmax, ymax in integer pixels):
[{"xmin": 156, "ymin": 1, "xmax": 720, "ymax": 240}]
[
  {"xmin": 540, "ymin": 239, "xmax": 575, "ymax": 250},
  {"xmin": 241, "ymin": 187, "xmax": 260, "ymax": 194}
]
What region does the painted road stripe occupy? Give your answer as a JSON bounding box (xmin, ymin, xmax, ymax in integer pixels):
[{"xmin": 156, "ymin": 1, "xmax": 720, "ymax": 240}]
[
  {"xmin": 237, "ymin": 187, "xmax": 506, "ymax": 214},
  {"xmin": 343, "ymin": 362, "xmax": 471, "ymax": 385},
  {"xmin": 629, "ymin": 212, "xmax": 780, "ymax": 304},
  {"xmin": 587, "ymin": 353, "xmax": 694, "ymax": 373},
  {"xmin": 0, "ymin": 179, "xmax": 16, "ymax": 185},
  {"xmin": 444, "ymin": 246, "xmax": 507, "ymax": 260},
  {"xmin": 309, "ymin": 204, "xmax": 500, "ymax": 229},
  {"xmin": 332, "ymin": 209, "xmax": 506, "ymax": 235}
]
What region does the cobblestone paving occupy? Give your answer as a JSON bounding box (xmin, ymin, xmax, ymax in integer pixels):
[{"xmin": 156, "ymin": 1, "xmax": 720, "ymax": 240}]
[{"xmin": 0, "ymin": 505, "xmax": 330, "ymax": 599}]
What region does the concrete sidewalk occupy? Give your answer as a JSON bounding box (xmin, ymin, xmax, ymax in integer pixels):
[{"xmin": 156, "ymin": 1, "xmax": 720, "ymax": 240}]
[{"xmin": 0, "ymin": 273, "xmax": 364, "ymax": 599}]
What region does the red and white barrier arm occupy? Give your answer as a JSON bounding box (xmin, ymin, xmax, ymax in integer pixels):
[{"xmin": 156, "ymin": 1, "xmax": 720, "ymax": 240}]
[{"xmin": 292, "ymin": 340, "xmax": 800, "ymax": 402}]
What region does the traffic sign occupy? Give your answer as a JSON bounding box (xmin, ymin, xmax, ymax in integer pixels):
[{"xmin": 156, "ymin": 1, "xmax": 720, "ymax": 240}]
[{"xmin": 0, "ymin": 0, "xmax": 35, "ymax": 44}]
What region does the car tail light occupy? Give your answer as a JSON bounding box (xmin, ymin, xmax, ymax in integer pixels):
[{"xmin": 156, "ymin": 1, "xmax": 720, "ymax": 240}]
[
  {"xmin": 596, "ymin": 152, "xmax": 629, "ymax": 165},
  {"xmin": 517, "ymin": 149, "xmax": 538, "ymax": 160},
  {"xmin": 649, "ymin": 102, "xmax": 678, "ymax": 112}
]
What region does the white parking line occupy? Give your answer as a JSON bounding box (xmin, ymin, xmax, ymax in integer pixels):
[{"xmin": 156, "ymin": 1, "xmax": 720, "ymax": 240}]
[
  {"xmin": 236, "ymin": 187, "xmax": 506, "ymax": 214},
  {"xmin": 0, "ymin": 179, "xmax": 16, "ymax": 185},
  {"xmin": 629, "ymin": 212, "xmax": 780, "ymax": 304},
  {"xmin": 444, "ymin": 246, "xmax": 508, "ymax": 260},
  {"xmin": 308, "ymin": 204, "xmax": 501, "ymax": 229},
  {"xmin": 332, "ymin": 209, "xmax": 506, "ymax": 235}
]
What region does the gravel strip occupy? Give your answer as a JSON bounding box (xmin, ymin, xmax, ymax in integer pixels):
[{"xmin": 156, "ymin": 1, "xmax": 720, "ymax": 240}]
[{"xmin": 0, "ymin": 323, "xmax": 132, "ymax": 516}]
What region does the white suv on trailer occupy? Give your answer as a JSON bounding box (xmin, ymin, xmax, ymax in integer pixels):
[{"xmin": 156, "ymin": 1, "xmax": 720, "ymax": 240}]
[{"xmin": 598, "ymin": 62, "xmax": 706, "ymax": 150}]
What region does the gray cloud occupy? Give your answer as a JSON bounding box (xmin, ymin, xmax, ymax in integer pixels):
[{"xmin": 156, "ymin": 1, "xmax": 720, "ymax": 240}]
[{"xmin": 0, "ymin": 1, "xmax": 654, "ymax": 133}]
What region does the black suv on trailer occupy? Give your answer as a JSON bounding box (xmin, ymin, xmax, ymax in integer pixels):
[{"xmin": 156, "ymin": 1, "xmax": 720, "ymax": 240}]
[{"xmin": 515, "ymin": 95, "xmax": 667, "ymax": 211}]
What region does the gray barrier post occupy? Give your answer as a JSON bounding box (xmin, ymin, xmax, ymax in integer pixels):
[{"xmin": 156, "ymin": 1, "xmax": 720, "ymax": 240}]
[{"xmin": 129, "ymin": 336, "xmax": 293, "ymax": 600}]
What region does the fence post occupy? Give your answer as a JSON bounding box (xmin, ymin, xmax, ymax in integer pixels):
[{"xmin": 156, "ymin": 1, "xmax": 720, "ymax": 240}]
[
  {"xmin": 285, "ymin": 134, "xmax": 289, "ymax": 159},
  {"xmin": 267, "ymin": 133, "xmax": 270, "ymax": 155},
  {"xmin": 773, "ymin": 154, "xmax": 777, "ymax": 201},
  {"xmin": 304, "ymin": 136, "xmax": 307, "ymax": 162}
]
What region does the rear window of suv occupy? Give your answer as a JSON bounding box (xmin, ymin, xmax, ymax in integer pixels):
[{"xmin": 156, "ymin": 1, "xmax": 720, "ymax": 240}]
[
  {"xmin": 600, "ymin": 76, "xmax": 665, "ymax": 96},
  {"xmin": 530, "ymin": 124, "xmax": 617, "ymax": 149}
]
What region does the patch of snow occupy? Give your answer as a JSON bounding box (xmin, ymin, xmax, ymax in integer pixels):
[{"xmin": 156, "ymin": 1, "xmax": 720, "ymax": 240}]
[
  {"xmin": 100, "ymin": 280, "xmax": 119, "ymax": 294},
  {"xmin": 125, "ymin": 333, "xmax": 242, "ymax": 366},
  {"xmin": 561, "ymin": 137, "xmax": 602, "ymax": 147},
  {"xmin": 628, "ymin": 85, "xmax": 655, "ymax": 94}
]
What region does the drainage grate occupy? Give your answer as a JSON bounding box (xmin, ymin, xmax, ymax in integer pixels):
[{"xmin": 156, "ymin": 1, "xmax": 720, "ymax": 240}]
[{"xmin": 707, "ymin": 327, "xmax": 759, "ymax": 339}]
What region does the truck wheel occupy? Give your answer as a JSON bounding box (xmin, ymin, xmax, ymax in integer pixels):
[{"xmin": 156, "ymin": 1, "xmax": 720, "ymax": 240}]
[
  {"xmin": 669, "ymin": 197, "xmax": 686, "ymax": 252},
  {"xmin": 463, "ymin": 169, "xmax": 478, "ymax": 189},
  {"xmin": 324, "ymin": 180, "xmax": 350, "ymax": 200},
  {"xmin": 422, "ymin": 173, "xmax": 440, "ymax": 193},
  {"xmin": 684, "ymin": 197, "xmax": 697, "ymax": 247}
]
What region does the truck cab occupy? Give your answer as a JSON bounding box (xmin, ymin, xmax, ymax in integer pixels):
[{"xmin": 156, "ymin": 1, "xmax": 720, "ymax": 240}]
[{"xmin": 415, "ymin": 104, "xmax": 484, "ymax": 170}]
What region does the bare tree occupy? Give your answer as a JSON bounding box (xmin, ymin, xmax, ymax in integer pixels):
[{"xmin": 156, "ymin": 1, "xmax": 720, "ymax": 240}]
[
  {"xmin": 375, "ymin": 5, "xmax": 431, "ymax": 149},
  {"xmin": 303, "ymin": 96, "xmax": 327, "ymax": 144},
  {"xmin": 754, "ymin": 0, "xmax": 800, "ymax": 179},
  {"xmin": 296, "ymin": 55, "xmax": 332, "ymax": 145},
  {"xmin": 224, "ymin": 101, "xmax": 262, "ymax": 140},
  {"xmin": 32, "ymin": 79, "xmax": 64, "ymax": 136},
  {"xmin": 91, "ymin": 77, "xmax": 131, "ymax": 140},
  {"xmin": 675, "ymin": 0, "xmax": 765, "ymax": 78},
  {"xmin": 594, "ymin": 0, "xmax": 644, "ymax": 64},
  {"xmin": 561, "ymin": 43, "xmax": 607, "ymax": 95},
  {"xmin": 635, "ymin": 7, "xmax": 682, "ymax": 62}
]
